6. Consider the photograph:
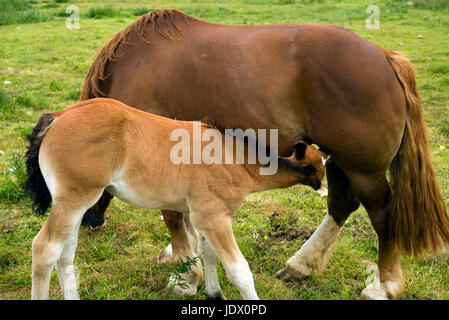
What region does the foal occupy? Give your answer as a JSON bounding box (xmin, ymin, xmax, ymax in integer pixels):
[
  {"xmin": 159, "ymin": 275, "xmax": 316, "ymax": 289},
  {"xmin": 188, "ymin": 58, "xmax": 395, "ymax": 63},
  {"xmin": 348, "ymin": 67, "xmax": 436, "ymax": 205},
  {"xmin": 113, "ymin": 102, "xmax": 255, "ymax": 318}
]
[{"xmin": 26, "ymin": 98, "xmax": 328, "ymax": 300}]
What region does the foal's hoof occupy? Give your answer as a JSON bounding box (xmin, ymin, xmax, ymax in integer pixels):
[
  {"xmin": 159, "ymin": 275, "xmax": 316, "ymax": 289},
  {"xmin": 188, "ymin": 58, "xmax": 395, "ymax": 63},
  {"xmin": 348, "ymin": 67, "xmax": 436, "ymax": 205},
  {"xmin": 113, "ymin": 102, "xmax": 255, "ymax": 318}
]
[
  {"xmin": 359, "ymin": 287, "xmax": 388, "ymax": 300},
  {"xmin": 174, "ymin": 285, "xmax": 197, "ymax": 297},
  {"xmin": 172, "ymin": 283, "xmax": 198, "ymax": 298},
  {"xmin": 206, "ymin": 291, "xmax": 227, "ymax": 300},
  {"xmin": 168, "ymin": 268, "xmax": 202, "ymax": 298},
  {"xmin": 275, "ymin": 267, "xmax": 308, "ymax": 282}
]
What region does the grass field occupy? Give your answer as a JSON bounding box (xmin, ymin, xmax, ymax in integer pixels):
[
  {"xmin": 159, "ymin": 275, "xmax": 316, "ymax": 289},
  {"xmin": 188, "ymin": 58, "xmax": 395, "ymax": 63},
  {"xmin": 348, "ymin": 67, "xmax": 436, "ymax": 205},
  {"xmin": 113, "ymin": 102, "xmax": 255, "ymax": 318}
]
[{"xmin": 0, "ymin": 0, "xmax": 448, "ymax": 300}]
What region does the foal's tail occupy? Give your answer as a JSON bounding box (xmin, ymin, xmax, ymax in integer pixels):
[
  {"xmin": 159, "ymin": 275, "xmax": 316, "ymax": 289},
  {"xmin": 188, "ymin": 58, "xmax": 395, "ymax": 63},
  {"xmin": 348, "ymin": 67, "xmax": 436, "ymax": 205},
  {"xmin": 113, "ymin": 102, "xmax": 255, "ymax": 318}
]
[
  {"xmin": 386, "ymin": 51, "xmax": 449, "ymax": 257},
  {"xmin": 25, "ymin": 113, "xmax": 56, "ymax": 215}
]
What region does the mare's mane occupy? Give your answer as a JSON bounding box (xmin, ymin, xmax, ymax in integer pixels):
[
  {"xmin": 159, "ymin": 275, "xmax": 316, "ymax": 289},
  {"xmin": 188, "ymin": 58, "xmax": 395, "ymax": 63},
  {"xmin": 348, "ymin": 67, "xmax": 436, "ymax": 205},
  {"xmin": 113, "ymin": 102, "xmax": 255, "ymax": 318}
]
[{"xmin": 80, "ymin": 9, "xmax": 196, "ymax": 100}]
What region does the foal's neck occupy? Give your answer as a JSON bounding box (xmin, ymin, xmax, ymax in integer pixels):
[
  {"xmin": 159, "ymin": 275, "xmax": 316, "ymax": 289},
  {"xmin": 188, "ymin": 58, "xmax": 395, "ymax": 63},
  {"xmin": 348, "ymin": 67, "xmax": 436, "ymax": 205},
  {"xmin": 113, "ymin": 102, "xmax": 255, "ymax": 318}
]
[{"xmin": 246, "ymin": 162, "xmax": 300, "ymax": 193}]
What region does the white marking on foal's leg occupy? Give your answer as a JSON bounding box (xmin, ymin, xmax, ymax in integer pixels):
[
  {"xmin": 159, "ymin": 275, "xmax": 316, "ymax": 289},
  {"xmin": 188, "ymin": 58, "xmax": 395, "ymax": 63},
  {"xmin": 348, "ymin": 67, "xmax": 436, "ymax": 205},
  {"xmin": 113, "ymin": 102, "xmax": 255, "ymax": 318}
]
[
  {"xmin": 284, "ymin": 214, "xmax": 341, "ymax": 277},
  {"xmin": 223, "ymin": 257, "xmax": 259, "ymax": 300},
  {"xmin": 31, "ymin": 239, "xmax": 63, "ymax": 300},
  {"xmin": 200, "ymin": 237, "xmax": 226, "ymax": 300},
  {"xmin": 56, "ymin": 264, "xmax": 80, "ymax": 300},
  {"xmin": 360, "ymin": 266, "xmax": 405, "ymax": 300},
  {"xmin": 55, "ymin": 215, "xmax": 83, "ymax": 300}
]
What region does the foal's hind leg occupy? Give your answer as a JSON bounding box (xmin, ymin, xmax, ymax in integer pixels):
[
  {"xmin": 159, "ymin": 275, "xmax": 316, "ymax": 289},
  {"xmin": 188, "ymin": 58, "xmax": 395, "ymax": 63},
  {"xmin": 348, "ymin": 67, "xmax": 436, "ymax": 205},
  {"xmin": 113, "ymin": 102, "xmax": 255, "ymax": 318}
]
[
  {"xmin": 32, "ymin": 190, "xmax": 103, "ymax": 300},
  {"xmin": 55, "ymin": 216, "xmax": 83, "ymax": 300},
  {"xmin": 32, "ymin": 201, "xmax": 83, "ymax": 299},
  {"xmin": 277, "ymin": 161, "xmax": 360, "ymax": 281},
  {"xmin": 348, "ymin": 172, "xmax": 405, "ymax": 300}
]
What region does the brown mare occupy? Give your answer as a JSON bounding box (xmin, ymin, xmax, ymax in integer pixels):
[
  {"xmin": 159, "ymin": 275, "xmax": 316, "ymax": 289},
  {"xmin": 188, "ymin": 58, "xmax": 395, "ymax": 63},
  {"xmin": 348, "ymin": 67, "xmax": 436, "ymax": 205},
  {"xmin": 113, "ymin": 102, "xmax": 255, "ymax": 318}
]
[{"xmin": 77, "ymin": 10, "xmax": 448, "ymax": 299}]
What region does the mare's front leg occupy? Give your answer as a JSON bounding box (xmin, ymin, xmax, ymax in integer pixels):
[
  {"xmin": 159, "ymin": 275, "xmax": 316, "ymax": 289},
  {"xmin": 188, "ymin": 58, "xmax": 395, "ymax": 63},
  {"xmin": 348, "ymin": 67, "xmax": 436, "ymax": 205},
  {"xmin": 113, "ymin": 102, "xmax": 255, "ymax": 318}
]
[
  {"xmin": 160, "ymin": 210, "xmax": 203, "ymax": 297},
  {"xmin": 277, "ymin": 161, "xmax": 360, "ymax": 280}
]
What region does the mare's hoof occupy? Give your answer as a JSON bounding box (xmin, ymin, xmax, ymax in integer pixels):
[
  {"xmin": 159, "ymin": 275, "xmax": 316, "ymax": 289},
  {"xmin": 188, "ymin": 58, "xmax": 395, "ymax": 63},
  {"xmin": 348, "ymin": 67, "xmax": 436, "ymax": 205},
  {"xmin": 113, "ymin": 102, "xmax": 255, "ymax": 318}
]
[
  {"xmin": 81, "ymin": 210, "xmax": 105, "ymax": 230},
  {"xmin": 275, "ymin": 267, "xmax": 308, "ymax": 282}
]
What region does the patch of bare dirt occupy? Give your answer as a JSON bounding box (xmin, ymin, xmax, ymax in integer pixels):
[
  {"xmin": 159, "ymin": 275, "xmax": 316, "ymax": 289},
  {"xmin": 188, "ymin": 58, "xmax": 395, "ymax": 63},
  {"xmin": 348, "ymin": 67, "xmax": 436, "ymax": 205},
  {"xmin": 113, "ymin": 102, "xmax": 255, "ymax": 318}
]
[{"xmin": 266, "ymin": 212, "xmax": 314, "ymax": 244}]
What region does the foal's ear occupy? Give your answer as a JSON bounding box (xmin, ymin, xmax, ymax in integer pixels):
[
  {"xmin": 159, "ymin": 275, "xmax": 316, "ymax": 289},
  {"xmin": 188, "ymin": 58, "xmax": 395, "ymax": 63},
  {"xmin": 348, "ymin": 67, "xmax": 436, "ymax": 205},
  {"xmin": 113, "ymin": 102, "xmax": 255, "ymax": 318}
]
[{"xmin": 292, "ymin": 141, "xmax": 308, "ymax": 160}]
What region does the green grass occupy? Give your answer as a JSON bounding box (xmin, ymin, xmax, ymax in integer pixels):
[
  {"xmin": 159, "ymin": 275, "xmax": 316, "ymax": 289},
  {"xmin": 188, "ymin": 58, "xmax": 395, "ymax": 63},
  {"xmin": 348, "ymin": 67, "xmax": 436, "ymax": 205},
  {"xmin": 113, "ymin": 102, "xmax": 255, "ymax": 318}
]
[
  {"xmin": 87, "ymin": 6, "xmax": 121, "ymax": 19},
  {"xmin": 0, "ymin": 151, "xmax": 27, "ymax": 203},
  {"xmin": 0, "ymin": 0, "xmax": 50, "ymax": 26},
  {"xmin": 0, "ymin": 0, "xmax": 449, "ymax": 300}
]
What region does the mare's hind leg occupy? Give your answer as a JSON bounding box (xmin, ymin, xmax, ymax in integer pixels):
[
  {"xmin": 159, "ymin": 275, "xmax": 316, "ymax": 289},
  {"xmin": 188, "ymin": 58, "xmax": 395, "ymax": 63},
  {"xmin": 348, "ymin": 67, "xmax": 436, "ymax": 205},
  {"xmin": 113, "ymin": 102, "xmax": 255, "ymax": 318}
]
[
  {"xmin": 347, "ymin": 172, "xmax": 405, "ymax": 300},
  {"xmin": 32, "ymin": 190, "xmax": 103, "ymax": 300},
  {"xmin": 161, "ymin": 210, "xmax": 203, "ymax": 297},
  {"xmin": 157, "ymin": 211, "xmax": 187, "ymax": 263},
  {"xmin": 277, "ymin": 161, "xmax": 360, "ymax": 280},
  {"xmin": 81, "ymin": 190, "xmax": 113, "ymax": 229}
]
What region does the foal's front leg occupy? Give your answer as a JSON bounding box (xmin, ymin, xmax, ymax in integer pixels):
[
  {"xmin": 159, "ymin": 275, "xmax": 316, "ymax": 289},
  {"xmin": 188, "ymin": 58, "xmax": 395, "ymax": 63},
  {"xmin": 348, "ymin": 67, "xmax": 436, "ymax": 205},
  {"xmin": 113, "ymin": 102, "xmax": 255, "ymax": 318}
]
[
  {"xmin": 200, "ymin": 236, "xmax": 226, "ymax": 300},
  {"xmin": 191, "ymin": 211, "xmax": 258, "ymax": 300}
]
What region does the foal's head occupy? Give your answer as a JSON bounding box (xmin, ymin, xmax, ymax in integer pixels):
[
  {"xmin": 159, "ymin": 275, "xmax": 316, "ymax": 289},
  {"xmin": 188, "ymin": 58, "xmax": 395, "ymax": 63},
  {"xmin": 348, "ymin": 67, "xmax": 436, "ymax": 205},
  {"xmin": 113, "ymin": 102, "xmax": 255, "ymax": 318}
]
[{"xmin": 279, "ymin": 141, "xmax": 329, "ymax": 190}]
